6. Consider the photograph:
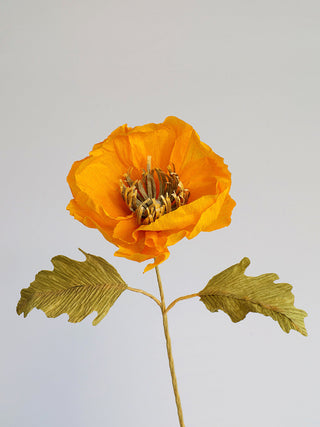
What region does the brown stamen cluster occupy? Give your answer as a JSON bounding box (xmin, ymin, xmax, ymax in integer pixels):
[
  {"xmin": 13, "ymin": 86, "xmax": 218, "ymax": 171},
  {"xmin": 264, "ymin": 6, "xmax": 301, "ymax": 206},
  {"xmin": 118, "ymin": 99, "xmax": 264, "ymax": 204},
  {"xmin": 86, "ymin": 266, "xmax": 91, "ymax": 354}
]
[{"xmin": 120, "ymin": 156, "xmax": 190, "ymax": 225}]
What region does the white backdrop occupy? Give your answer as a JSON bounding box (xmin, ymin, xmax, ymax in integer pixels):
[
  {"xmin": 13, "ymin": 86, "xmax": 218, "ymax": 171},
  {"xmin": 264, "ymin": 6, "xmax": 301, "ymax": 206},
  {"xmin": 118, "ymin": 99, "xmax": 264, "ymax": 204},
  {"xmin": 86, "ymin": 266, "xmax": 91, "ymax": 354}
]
[{"xmin": 1, "ymin": 1, "xmax": 319, "ymax": 426}]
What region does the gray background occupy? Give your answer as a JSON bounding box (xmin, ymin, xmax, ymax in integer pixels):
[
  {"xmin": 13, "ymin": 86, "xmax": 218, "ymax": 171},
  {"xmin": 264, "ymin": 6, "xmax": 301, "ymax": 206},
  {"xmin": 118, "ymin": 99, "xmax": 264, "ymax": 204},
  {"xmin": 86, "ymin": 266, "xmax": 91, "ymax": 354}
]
[{"xmin": 1, "ymin": 1, "xmax": 319, "ymax": 426}]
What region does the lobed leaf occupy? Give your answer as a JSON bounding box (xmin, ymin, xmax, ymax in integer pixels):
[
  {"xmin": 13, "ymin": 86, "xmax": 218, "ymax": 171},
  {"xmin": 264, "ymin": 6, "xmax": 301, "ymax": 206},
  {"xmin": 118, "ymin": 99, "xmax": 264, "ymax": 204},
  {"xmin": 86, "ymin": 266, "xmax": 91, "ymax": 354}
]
[
  {"xmin": 199, "ymin": 258, "xmax": 307, "ymax": 336},
  {"xmin": 17, "ymin": 249, "xmax": 128, "ymax": 325}
]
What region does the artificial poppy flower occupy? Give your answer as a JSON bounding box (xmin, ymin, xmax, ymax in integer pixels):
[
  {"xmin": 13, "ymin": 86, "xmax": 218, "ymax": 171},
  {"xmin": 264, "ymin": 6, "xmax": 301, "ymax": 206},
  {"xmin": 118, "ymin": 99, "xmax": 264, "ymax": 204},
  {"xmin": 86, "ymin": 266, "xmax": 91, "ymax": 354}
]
[{"xmin": 67, "ymin": 116, "xmax": 235, "ymax": 272}]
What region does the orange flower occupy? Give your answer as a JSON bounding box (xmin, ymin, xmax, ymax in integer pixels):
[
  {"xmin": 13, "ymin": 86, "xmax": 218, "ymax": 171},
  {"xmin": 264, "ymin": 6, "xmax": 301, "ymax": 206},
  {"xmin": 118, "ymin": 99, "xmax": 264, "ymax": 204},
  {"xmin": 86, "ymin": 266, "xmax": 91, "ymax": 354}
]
[{"xmin": 67, "ymin": 117, "xmax": 236, "ymax": 272}]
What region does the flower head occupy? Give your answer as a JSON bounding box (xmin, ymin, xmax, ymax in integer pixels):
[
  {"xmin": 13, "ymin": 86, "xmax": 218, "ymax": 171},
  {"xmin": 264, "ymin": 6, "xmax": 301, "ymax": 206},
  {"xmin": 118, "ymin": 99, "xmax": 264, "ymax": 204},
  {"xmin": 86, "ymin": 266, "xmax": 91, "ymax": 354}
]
[{"xmin": 67, "ymin": 116, "xmax": 235, "ymax": 272}]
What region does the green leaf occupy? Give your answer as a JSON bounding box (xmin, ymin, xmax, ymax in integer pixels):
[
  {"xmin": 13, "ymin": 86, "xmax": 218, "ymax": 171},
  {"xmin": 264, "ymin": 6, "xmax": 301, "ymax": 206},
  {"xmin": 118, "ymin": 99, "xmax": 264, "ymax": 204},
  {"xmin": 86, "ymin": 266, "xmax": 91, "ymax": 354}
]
[
  {"xmin": 17, "ymin": 249, "xmax": 128, "ymax": 325},
  {"xmin": 199, "ymin": 257, "xmax": 307, "ymax": 336}
]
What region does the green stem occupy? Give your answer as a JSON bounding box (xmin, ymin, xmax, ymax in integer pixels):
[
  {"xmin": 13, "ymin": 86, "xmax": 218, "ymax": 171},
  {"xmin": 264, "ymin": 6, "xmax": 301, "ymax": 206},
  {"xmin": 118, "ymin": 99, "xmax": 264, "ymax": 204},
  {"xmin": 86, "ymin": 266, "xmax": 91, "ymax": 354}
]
[{"xmin": 155, "ymin": 265, "xmax": 186, "ymax": 427}]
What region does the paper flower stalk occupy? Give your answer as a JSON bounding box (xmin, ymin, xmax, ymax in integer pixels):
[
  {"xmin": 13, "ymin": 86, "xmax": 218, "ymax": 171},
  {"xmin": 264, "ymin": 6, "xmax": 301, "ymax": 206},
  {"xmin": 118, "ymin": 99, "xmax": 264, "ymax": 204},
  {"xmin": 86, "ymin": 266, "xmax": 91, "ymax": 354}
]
[{"xmin": 17, "ymin": 117, "xmax": 307, "ymax": 427}]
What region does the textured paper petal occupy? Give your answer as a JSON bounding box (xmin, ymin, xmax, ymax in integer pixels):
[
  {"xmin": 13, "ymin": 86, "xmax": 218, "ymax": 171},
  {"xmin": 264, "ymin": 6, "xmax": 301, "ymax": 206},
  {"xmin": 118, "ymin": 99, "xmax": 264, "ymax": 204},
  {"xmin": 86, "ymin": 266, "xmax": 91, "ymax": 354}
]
[{"xmin": 67, "ymin": 116, "xmax": 236, "ymax": 269}]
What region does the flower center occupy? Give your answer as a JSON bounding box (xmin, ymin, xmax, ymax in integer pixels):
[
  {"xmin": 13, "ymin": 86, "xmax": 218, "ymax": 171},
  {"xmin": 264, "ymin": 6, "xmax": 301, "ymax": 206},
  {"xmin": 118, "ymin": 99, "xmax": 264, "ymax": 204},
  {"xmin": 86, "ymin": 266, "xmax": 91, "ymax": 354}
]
[{"xmin": 120, "ymin": 156, "xmax": 190, "ymax": 225}]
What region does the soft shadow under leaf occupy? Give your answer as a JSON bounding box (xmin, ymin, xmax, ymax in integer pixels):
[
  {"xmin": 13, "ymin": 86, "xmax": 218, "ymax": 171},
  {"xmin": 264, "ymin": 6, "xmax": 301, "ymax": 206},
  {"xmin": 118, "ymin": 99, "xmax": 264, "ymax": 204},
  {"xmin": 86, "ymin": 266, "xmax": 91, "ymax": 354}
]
[
  {"xmin": 17, "ymin": 249, "xmax": 128, "ymax": 325},
  {"xmin": 199, "ymin": 258, "xmax": 307, "ymax": 336}
]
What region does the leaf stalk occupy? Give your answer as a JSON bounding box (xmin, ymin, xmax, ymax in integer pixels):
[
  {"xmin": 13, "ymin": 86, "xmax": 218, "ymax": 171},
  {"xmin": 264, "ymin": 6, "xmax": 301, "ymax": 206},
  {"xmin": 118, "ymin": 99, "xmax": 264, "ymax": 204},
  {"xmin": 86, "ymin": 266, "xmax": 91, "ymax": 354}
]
[
  {"xmin": 166, "ymin": 293, "xmax": 200, "ymax": 313},
  {"xmin": 127, "ymin": 286, "xmax": 161, "ymax": 307}
]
